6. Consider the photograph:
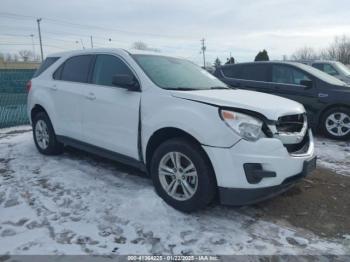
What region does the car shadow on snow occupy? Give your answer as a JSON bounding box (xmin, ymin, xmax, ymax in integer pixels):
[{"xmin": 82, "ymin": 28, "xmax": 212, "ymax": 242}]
[{"xmin": 63, "ymin": 144, "xmax": 349, "ymax": 241}]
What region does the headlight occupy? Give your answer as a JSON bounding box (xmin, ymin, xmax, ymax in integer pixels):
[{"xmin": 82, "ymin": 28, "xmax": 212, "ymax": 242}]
[{"xmin": 220, "ymin": 110, "xmax": 263, "ymax": 141}]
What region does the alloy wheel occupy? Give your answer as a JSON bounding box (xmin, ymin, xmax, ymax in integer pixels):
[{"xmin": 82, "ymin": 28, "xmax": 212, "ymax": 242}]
[
  {"xmin": 158, "ymin": 151, "xmax": 198, "ymax": 201},
  {"xmin": 325, "ymin": 112, "xmax": 350, "ymax": 137},
  {"xmin": 35, "ymin": 120, "xmax": 50, "ymax": 149}
]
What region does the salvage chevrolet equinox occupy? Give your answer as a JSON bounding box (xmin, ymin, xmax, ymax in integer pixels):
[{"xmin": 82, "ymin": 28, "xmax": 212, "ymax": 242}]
[{"xmin": 27, "ymin": 49, "xmax": 316, "ymax": 212}]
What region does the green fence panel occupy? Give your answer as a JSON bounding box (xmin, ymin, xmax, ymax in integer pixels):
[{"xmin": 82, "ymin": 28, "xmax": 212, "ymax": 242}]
[{"xmin": 0, "ymin": 69, "xmax": 36, "ymax": 128}]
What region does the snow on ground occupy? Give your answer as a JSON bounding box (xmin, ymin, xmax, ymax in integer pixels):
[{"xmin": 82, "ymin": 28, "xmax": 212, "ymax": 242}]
[
  {"xmin": 315, "ymin": 137, "xmax": 350, "ymax": 176},
  {"xmin": 0, "ymin": 128, "xmax": 349, "ymax": 255}
]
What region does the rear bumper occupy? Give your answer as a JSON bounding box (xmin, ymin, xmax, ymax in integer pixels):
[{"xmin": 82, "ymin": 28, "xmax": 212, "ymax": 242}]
[{"xmin": 218, "ymin": 156, "xmax": 317, "ymax": 206}]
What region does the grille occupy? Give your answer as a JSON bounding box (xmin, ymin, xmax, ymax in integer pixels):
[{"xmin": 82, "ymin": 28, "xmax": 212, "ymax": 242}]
[
  {"xmin": 284, "ymin": 131, "xmax": 310, "ymax": 154},
  {"xmin": 276, "ymin": 114, "xmax": 305, "ymax": 133}
]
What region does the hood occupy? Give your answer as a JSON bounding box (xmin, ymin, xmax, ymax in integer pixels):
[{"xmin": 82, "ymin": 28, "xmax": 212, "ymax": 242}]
[{"xmin": 171, "ymin": 89, "xmax": 305, "ymax": 120}]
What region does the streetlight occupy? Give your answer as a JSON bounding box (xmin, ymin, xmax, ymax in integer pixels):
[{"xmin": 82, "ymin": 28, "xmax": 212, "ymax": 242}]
[{"xmin": 29, "ymin": 34, "xmax": 35, "ymax": 57}]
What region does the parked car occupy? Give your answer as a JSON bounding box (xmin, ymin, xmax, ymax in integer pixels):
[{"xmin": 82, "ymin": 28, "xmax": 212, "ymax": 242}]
[
  {"xmin": 27, "ymin": 49, "xmax": 315, "ymax": 212},
  {"xmin": 299, "ymin": 60, "xmax": 350, "ymax": 85},
  {"xmin": 214, "ymin": 61, "xmax": 350, "ymax": 140}
]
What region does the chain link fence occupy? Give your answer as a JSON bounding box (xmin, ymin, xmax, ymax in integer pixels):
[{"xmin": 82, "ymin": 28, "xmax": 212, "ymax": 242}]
[{"xmin": 0, "ymin": 69, "xmax": 36, "ymax": 128}]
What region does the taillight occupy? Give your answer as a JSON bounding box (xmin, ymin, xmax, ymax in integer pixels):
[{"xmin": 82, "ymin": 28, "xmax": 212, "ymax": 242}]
[{"xmin": 26, "ymin": 80, "xmax": 32, "ymax": 92}]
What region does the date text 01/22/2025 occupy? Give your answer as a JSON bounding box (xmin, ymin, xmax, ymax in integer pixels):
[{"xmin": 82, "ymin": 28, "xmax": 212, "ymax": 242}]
[{"xmin": 127, "ymin": 255, "xmax": 220, "ymax": 261}]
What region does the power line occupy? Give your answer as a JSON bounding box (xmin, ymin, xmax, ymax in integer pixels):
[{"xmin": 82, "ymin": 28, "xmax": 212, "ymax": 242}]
[
  {"xmin": 0, "ymin": 42, "xmax": 67, "ymax": 50},
  {"xmin": 0, "ymin": 12, "xmax": 199, "ymax": 41}
]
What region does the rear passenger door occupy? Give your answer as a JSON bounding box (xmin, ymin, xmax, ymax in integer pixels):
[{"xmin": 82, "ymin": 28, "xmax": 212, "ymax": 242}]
[
  {"xmin": 219, "ymin": 64, "xmax": 273, "ymax": 94},
  {"xmin": 81, "ymin": 54, "xmax": 141, "ymax": 159},
  {"xmin": 52, "ymin": 55, "xmax": 94, "ymax": 139},
  {"xmin": 237, "ymin": 64, "xmax": 273, "ymax": 93}
]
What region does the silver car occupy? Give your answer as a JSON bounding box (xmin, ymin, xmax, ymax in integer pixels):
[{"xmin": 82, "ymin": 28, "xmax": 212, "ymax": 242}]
[{"xmin": 301, "ymin": 60, "xmax": 350, "ymax": 85}]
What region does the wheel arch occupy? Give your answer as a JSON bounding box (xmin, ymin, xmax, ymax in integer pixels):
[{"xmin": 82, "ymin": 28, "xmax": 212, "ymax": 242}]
[
  {"xmin": 31, "ymin": 104, "xmax": 49, "ymax": 122},
  {"xmin": 145, "ymin": 127, "xmax": 217, "ymax": 184},
  {"xmin": 318, "ymin": 103, "xmax": 350, "ymax": 127}
]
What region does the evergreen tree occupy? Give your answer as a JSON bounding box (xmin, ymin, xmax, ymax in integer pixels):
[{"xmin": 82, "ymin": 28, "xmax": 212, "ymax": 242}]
[
  {"xmin": 213, "ymin": 57, "xmax": 222, "ymax": 68},
  {"xmin": 225, "ymin": 56, "xmax": 235, "ymax": 64},
  {"xmin": 254, "ymin": 49, "xmax": 270, "ymax": 61}
]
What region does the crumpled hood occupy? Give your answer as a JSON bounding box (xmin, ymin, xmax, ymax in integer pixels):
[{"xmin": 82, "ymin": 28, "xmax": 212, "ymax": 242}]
[{"xmin": 171, "ymin": 89, "xmax": 305, "ymax": 120}]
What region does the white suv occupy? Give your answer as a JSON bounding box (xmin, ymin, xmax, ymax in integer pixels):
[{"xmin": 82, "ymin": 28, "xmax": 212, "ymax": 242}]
[{"xmin": 27, "ymin": 49, "xmax": 316, "ymax": 212}]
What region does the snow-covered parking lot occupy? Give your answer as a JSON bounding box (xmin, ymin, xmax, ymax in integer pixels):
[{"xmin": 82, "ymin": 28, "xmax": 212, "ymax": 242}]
[{"xmin": 0, "ymin": 126, "xmax": 349, "ymax": 256}]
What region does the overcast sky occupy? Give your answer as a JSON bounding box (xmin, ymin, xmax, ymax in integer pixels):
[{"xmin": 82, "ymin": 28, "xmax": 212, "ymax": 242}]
[{"xmin": 0, "ymin": 0, "xmax": 349, "ymax": 65}]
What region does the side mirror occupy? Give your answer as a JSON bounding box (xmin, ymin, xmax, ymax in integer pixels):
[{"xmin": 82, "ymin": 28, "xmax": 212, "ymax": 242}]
[
  {"xmin": 300, "ymin": 80, "xmax": 313, "ymax": 89},
  {"xmin": 112, "ymin": 74, "xmax": 140, "ymax": 91}
]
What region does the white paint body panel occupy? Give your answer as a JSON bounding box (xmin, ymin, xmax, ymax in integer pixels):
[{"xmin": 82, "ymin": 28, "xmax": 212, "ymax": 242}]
[
  {"xmin": 27, "ymin": 48, "xmax": 315, "ymax": 191},
  {"xmin": 171, "ymin": 89, "xmax": 305, "ymax": 120}
]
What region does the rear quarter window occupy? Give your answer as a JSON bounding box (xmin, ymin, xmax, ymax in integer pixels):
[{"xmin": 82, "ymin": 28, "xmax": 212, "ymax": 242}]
[
  {"xmin": 241, "ymin": 64, "xmax": 269, "ymax": 82},
  {"xmin": 33, "ymin": 57, "xmax": 60, "ymax": 77},
  {"xmin": 221, "ymin": 65, "xmax": 242, "ymax": 78},
  {"xmin": 58, "ymin": 55, "xmax": 94, "ymax": 83}
]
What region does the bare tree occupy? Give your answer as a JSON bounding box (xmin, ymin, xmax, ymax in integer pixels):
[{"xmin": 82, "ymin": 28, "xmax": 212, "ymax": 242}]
[
  {"xmin": 18, "ymin": 50, "xmax": 34, "ymax": 62},
  {"xmin": 132, "ymin": 41, "xmax": 148, "ymax": 50},
  {"xmin": 5, "ymin": 53, "xmax": 13, "ymax": 62},
  {"xmin": 321, "ymin": 35, "xmax": 350, "ymax": 64},
  {"xmin": 132, "ymin": 41, "xmax": 160, "ymax": 52},
  {"xmin": 291, "ymin": 47, "xmax": 319, "ymax": 61},
  {"xmin": 13, "ymin": 53, "xmax": 19, "ymax": 62}
]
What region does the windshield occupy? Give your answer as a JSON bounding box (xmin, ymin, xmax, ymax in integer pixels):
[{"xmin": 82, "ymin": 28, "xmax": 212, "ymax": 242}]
[
  {"xmin": 295, "ymin": 63, "xmax": 348, "ymax": 86},
  {"xmin": 132, "ymin": 54, "xmax": 228, "ymax": 90},
  {"xmin": 336, "ymin": 62, "xmax": 350, "ymax": 77}
]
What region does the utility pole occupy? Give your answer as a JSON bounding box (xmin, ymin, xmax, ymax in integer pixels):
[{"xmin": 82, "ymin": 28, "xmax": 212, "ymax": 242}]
[
  {"xmin": 36, "ymin": 18, "xmax": 44, "ymax": 62},
  {"xmin": 80, "ymin": 39, "xmax": 85, "ymax": 49},
  {"xmin": 200, "ymin": 38, "xmax": 206, "ymax": 68},
  {"xmin": 90, "ymin": 35, "xmax": 94, "ymax": 48}
]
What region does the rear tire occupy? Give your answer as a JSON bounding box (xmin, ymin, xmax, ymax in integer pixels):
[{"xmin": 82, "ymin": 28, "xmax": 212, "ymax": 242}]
[
  {"xmin": 150, "ymin": 138, "xmax": 216, "ymax": 212},
  {"xmin": 320, "ymin": 107, "xmax": 350, "ymax": 140},
  {"xmin": 32, "ymin": 112, "xmax": 64, "ymax": 155}
]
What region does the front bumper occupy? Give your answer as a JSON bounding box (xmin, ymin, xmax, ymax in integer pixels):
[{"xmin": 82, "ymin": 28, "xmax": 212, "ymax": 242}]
[
  {"xmin": 202, "ymin": 129, "xmax": 316, "ymax": 205},
  {"xmin": 218, "ymin": 156, "xmax": 316, "ymax": 205}
]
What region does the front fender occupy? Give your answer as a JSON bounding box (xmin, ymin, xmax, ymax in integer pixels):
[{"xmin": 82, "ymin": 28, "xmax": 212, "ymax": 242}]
[{"xmin": 141, "ymin": 96, "xmax": 240, "ymax": 158}]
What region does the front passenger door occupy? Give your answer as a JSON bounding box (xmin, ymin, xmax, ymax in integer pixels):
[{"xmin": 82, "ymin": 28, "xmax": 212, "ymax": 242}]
[
  {"xmin": 82, "ymin": 54, "xmax": 141, "ymax": 159},
  {"xmin": 270, "ymin": 64, "xmax": 320, "ymax": 121}
]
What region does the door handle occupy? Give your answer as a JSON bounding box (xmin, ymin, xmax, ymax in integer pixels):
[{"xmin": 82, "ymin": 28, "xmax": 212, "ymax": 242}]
[
  {"xmin": 318, "ymin": 93, "xmax": 328, "ymax": 98},
  {"xmin": 85, "ymin": 92, "xmax": 96, "ymax": 101},
  {"xmin": 50, "ymin": 85, "xmax": 58, "ymax": 91}
]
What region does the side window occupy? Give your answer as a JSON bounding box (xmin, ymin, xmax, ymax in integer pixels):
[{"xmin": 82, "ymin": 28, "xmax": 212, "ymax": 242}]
[
  {"xmin": 53, "ymin": 65, "xmax": 63, "ymax": 80},
  {"xmin": 312, "ymin": 63, "xmax": 324, "ymax": 71},
  {"xmin": 241, "ymin": 64, "xmax": 269, "ymax": 82},
  {"xmin": 92, "ymin": 54, "xmax": 134, "ymax": 87},
  {"xmin": 34, "ymin": 57, "xmax": 59, "ymax": 77},
  {"xmin": 272, "ymin": 65, "xmax": 310, "ymax": 85},
  {"xmin": 323, "ymin": 64, "xmax": 339, "ymax": 76},
  {"xmin": 60, "ymin": 55, "xmax": 93, "ymax": 83},
  {"xmin": 221, "ymin": 66, "xmax": 241, "ymax": 79}
]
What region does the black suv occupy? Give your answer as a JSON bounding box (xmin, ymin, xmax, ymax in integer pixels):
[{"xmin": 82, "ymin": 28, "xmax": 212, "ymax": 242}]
[{"xmin": 214, "ymin": 61, "xmax": 350, "ymax": 140}]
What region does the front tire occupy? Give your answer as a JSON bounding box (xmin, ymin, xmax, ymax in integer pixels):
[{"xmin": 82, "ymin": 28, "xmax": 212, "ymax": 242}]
[
  {"xmin": 32, "ymin": 112, "xmax": 64, "ymax": 155},
  {"xmin": 321, "ymin": 107, "xmax": 350, "ymax": 140},
  {"xmin": 150, "ymin": 138, "xmax": 216, "ymax": 212}
]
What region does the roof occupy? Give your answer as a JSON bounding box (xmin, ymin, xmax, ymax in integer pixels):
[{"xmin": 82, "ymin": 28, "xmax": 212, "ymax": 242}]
[
  {"xmin": 220, "ymin": 61, "xmax": 305, "ymax": 68},
  {"xmin": 47, "ymin": 48, "xmax": 176, "ymax": 58}
]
